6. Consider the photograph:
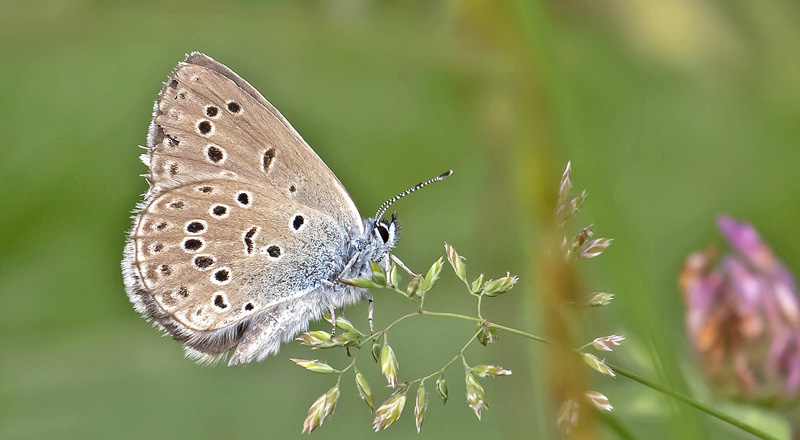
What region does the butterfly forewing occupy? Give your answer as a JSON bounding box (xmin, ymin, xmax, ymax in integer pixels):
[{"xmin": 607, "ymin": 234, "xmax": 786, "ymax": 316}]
[{"xmin": 146, "ymin": 53, "xmax": 362, "ymax": 232}]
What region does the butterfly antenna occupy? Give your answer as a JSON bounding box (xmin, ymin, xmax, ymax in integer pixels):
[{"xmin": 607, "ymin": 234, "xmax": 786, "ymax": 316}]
[{"xmin": 374, "ymin": 170, "xmax": 453, "ymax": 220}]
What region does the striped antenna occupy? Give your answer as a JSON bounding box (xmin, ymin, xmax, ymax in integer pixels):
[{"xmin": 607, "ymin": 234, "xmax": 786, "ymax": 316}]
[{"xmin": 374, "ymin": 170, "xmax": 453, "ymax": 220}]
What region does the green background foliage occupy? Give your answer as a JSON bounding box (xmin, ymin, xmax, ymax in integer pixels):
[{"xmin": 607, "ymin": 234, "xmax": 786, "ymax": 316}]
[{"xmin": 2, "ymin": 1, "xmax": 799, "ymax": 438}]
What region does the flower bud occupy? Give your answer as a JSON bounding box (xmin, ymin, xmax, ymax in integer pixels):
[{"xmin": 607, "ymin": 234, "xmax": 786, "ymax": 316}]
[
  {"xmin": 581, "ymin": 353, "xmax": 616, "ymax": 377},
  {"xmin": 556, "ymin": 162, "xmax": 588, "ymax": 225},
  {"xmin": 579, "ymin": 238, "xmax": 612, "ymax": 259},
  {"xmin": 445, "ymin": 243, "xmax": 467, "ymax": 281},
  {"xmin": 340, "ymin": 277, "xmax": 380, "ymax": 289},
  {"xmin": 371, "ymin": 339, "xmax": 381, "ymax": 363},
  {"xmin": 355, "ymin": 371, "xmax": 374, "ymax": 413},
  {"xmin": 465, "ymin": 373, "xmax": 488, "ymax": 419},
  {"xmin": 558, "ymin": 161, "xmax": 572, "ymax": 204},
  {"xmin": 302, "ymin": 386, "xmax": 339, "ymax": 433},
  {"xmin": 296, "ymin": 331, "xmax": 337, "ymax": 349},
  {"xmin": 406, "ymin": 275, "xmax": 422, "ymax": 298},
  {"xmin": 472, "ymin": 364, "xmax": 513, "ymax": 377},
  {"xmin": 556, "ymin": 398, "xmax": 579, "ymax": 435},
  {"xmin": 389, "ymin": 262, "xmax": 400, "ymax": 287},
  {"xmin": 381, "ymin": 344, "xmax": 399, "ymax": 387},
  {"xmin": 414, "ymin": 384, "xmax": 427, "ymax": 432},
  {"xmin": 477, "ymin": 322, "xmax": 499, "ymax": 346},
  {"xmin": 572, "ymin": 225, "xmax": 593, "ymax": 249},
  {"xmin": 482, "ymin": 273, "xmax": 519, "ymax": 297},
  {"xmin": 330, "ymin": 331, "xmax": 360, "ymax": 347},
  {"xmin": 471, "ymin": 273, "xmax": 485, "ymax": 294},
  {"xmin": 436, "ymin": 375, "xmax": 449, "ymax": 405},
  {"xmin": 419, "ymin": 257, "xmax": 443, "ymax": 294},
  {"xmin": 322, "ymin": 314, "xmax": 357, "ymax": 334},
  {"xmin": 369, "ymin": 261, "xmax": 387, "ymax": 286},
  {"xmin": 581, "ymin": 292, "xmax": 614, "ymax": 307},
  {"xmin": 585, "ymin": 390, "xmax": 613, "ymax": 411},
  {"xmin": 591, "ymin": 335, "xmax": 625, "ymax": 352},
  {"xmin": 290, "ymin": 358, "xmax": 338, "ymax": 374},
  {"xmin": 373, "ymin": 391, "xmax": 407, "ymax": 431}
]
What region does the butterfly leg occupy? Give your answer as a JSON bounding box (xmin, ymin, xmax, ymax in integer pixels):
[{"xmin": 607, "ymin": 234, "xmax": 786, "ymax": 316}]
[
  {"xmin": 390, "ymin": 254, "xmax": 418, "ymax": 277},
  {"xmin": 337, "ymin": 251, "xmax": 360, "ymax": 280},
  {"xmin": 367, "ymin": 292, "xmax": 374, "ymax": 334},
  {"xmin": 329, "ymin": 305, "xmax": 337, "ymax": 336},
  {"xmin": 321, "ymin": 279, "xmax": 339, "ymax": 291}
]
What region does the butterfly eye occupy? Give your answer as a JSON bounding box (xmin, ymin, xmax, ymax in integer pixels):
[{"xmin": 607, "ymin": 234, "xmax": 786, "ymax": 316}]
[{"xmin": 376, "ymin": 224, "xmax": 390, "ymax": 243}]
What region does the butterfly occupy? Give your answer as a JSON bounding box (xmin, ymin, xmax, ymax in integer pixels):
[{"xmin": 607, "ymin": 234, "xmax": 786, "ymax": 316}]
[{"xmin": 123, "ymin": 52, "xmax": 450, "ymax": 365}]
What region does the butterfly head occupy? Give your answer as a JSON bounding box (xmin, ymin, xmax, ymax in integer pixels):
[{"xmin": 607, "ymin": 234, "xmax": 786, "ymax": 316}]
[
  {"xmin": 372, "ymin": 211, "xmax": 400, "ymax": 248},
  {"xmin": 364, "ymin": 170, "xmax": 452, "ymax": 254}
]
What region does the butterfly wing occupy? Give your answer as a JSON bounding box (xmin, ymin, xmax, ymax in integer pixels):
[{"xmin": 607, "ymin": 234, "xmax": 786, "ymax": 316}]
[
  {"xmin": 124, "ymin": 53, "xmax": 365, "ymax": 364},
  {"xmin": 145, "ymin": 52, "xmax": 362, "ymax": 226}
]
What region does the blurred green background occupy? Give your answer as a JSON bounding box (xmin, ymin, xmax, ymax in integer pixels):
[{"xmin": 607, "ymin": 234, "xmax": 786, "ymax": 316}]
[{"xmin": 3, "ymin": 0, "xmax": 800, "ymax": 439}]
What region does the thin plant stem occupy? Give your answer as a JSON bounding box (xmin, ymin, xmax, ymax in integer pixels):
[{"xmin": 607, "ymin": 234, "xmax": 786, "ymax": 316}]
[
  {"xmin": 421, "ymin": 310, "xmax": 550, "ymax": 344},
  {"xmin": 364, "ymin": 312, "xmax": 418, "ymax": 342}
]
